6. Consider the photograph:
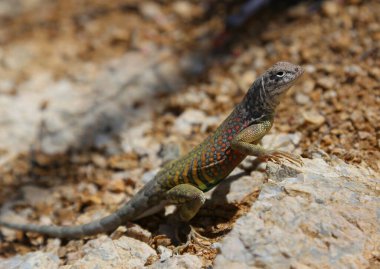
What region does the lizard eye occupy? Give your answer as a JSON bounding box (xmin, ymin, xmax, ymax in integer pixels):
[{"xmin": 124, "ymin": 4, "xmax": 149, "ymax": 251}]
[{"xmin": 276, "ymin": 71, "xmax": 285, "ymax": 78}]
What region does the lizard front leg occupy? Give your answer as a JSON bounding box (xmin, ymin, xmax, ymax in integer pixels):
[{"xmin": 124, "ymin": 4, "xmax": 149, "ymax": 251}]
[{"xmin": 231, "ymin": 121, "xmax": 303, "ymax": 166}]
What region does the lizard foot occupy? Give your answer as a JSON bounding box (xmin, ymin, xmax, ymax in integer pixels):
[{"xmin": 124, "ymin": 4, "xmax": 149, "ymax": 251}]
[
  {"xmin": 262, "ymin": 150, "xmax": 303, "ymax": 167},
  {"xmin": 173, "ymin": 225, "xmax": 211, "ymax": 254}
]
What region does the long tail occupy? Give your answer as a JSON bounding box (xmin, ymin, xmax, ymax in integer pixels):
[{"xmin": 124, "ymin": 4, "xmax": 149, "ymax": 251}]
[{"xmin": 0, "ymin": 202, "xmax": 137, "ymax": 239}]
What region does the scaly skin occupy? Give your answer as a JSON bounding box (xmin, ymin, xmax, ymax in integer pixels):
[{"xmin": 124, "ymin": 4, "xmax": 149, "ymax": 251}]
[{"xmin": 0, "ymin": 62, "xmax": 304, "ymax": 239}]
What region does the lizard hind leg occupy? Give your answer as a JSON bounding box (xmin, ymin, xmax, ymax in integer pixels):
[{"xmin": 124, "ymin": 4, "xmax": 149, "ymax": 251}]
[
  {"xmin": 166, "ymin": 184, "xmax": 209, "ymax": 253},
  {"xmin": 166, "ymin": 184, "xmax": 205, "ymax": 222}
]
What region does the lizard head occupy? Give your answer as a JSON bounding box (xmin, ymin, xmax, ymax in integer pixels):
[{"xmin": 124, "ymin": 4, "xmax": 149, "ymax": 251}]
[{"xmin": 259, "ymin": 61, "xmax": 304, "ymax": 108}]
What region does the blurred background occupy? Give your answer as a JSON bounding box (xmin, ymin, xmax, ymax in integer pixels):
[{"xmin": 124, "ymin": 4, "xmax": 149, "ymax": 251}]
[{"xmin": 0, "ymin": 0, "xmax": 379, "ymax": 262}]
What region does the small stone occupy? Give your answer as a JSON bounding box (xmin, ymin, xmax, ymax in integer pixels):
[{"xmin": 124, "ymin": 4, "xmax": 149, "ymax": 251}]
[
  {"xmin": 80, "ymin": 194, "xmax": 102, "ymax": 205},
  {"xmin": 106, "ymin": 178, "xmax": 126, "ymax": 192},
  {"xmin": 172, "ymin": 1, "xmax": 195, "ymax": 20},
  {"xmin": 319, "ymin": 64, "xmax": 336, "ymax": 74},
  {"xmin": 91, "ymin": 154, "xmax": 107, "ymax": 168},
  {"xmin": 0, "ymin": 252, "xmax": 60, "ymax": 269},
  {"xmin": 358, "ymin": 131, "xmax": 371, "ymax": 140},
  {"xmin": 304, "ymin": 64, "xmax": 316, "ymax": 73},
  {"xmin": 140, "ymin": 2, "xmax": 164, "ymax": 20},
  {"xmin": 173, "ymin": 109, "xmax": 206, "ymax": 135},
  {"xmin": 240, "ymin": 70, "xmax": 257, "ymax": 89},
  {"xmin": 124, "ymin": 223, "xmax": 152, "ymax": 243},
  {"xmin": 350, "ymin": 110, "xmax": 364, "ymax": 122},
  {"xmin": 142, "ymin": 169, "xmax": 159, "ymax": 184},
  {"xmin": 0, "ymin": 80, "xmax": 15, "ymax": 94},
  {"xmin": 295, "ymin": 92, "xmax": 311, "ymax": 105},
  {"xmin": 322, "ymin": 1, "xmax": 340, "ymax": 17},
  {"xmin": 317, "ymin": 77, "xmax": 336, "ymax": 90},
  {"xmin": 369, "ymin": 67, "xmax": 380, "ymax": 80},
  {"xmin": 22, "ymin": 186, "xmax": 56, "ymax": 208},
  {"xmin": 344, "ymin": 65, "xmax": 364, "ymax": 76},
  {"xmin": 70, "ymin": 236, "xmax": 155, "ymax": 268},
  {"xmin": 302, "ymin": 80, "xmax": 315, "ymax": 93},
  {"xmin": 157, "ymin": 245, "xmax": 173, "ymax": 261},
  {"xmin": 102, "ymin": 191, "xmax": 126, "ymax": 205},
  {"xmin": 150, "ymin": 253, "xmax": 202, "ymax": 269},
  {"xmin": 331, "ymin": 34, "xmax": 352, "ymax": 51},
  {"xmin": 302, "ymin": 111, "xmax": 325, "ymax": 127}
]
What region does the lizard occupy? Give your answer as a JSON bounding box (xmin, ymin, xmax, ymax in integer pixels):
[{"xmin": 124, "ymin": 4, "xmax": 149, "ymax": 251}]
[{"xmin": 0, "ymin": 61, "xmax": 304, "ymax": 239}]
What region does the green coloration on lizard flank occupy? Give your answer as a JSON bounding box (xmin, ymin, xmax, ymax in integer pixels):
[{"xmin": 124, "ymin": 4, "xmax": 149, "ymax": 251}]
[{"xmin": 0, "ymin": 61, "xmax": 304, "ymax": 239}]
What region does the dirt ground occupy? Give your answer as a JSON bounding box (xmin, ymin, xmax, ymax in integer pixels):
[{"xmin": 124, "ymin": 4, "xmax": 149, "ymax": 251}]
[{"xmin": 0, "ymin": 0, "xmax": 379, "ymax": 264}]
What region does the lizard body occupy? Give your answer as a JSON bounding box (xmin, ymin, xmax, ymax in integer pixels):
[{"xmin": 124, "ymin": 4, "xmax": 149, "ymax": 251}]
[{"xmin": 0, "ymin": 62, "xmax": 303, "ymax": 239}]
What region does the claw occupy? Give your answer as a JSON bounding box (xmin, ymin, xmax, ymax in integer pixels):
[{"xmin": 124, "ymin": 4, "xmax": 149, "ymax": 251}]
[
  {"xmin": 265, "ymin": 150, "xmax": 303, "ymax": 167},
  {"xmin": 172, "ymin": 225, "xmax": 210, "ymax": 254},
  {"xmin": 188, "ymin": 225, "xmax": 210, "ymax": 247}
]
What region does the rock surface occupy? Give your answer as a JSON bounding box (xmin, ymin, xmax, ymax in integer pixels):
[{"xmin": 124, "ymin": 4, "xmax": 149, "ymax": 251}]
[
  {"xmin": 214, "ymin": 157, "xmax": 380, "ymax": 268},
  {"xmin": 0, "ymin": 251, "xmax": 60, "ymax": 269},
  {"xmin": 0, "ymin": 49, "xmax": 180, "ymax": 155},
  {"xmin": 61, "ymin": 236, "xmax": 156, "ymax": 269},
  {"xmin": 149, "ymin": 253, "xmax": 202, "ymax": 269}
]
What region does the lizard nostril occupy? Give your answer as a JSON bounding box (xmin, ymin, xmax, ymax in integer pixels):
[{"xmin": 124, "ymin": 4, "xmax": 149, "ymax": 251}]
[{"xmin": 295, "ymin": 67, "xmax": 299, "ymax": 72}]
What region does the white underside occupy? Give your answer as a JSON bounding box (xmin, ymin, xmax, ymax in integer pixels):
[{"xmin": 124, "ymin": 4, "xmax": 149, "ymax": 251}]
[{"xmin": 133, "ymin": 200, "xmax": 168, "ymax": 220}]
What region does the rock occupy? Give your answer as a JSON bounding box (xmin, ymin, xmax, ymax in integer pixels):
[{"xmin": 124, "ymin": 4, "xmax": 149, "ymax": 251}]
[
  {"xmin": 158, "ymin": 142, "xmax": 181, "ymax": 165},
  {"xmin": 240, "ymin": 70, "xmax": 257, "ymax": 90},
  {"xmin": 0, "ymin": 251, "xmax": 60, "ymax": 269},
  {"xmin": 21, "ymin": 185, "xmax": 57, "ymax": 209},
  {"xmin": 102, "ymin": 191, "xmax": 126, "ymax": 205},
  {"xmin": 106, "ymin": 178, "xmax": 126, "ymax": 192},
  {"xmin": 302, "ymin": 80, "xmax": 315, "ymax": 93},
  {"xmin": 62, "ymin": 235, "xmax": 156, "ymax": 269},
  {"xmin": 302, "ymin": 110, "xmax": 325, "ymax": 127},
  {"xmin": 140, "ymin": 2, "xmax": 164, "ymax": 21},
  {"xmin": 173, "ymin": 109, "xmax": 207, "ymax": 135},
  {"xmin": 149, "ymin": 253, "xmax": 202, "ymax": 269},
  {"xmin": 294, "ymin": 92, "xmax": 311, "ymax": 105},
  {"xmin": 142, "ymin": 169, "xmax": 160, "ymax": 184},
  {"xmin": 206, "ymin": 168, "xmax": 265, "ymax": 205},
  {"xmin": 322, "ymin": 1, "xmax": 340, "ymax": 17},
  {"xmin": 0, "ymin": 80, "xmax": 15, "ymax": 94},
  {"xmin": 344, "ymin": 65, "xmax": 365, "ymax": 77},
  {"xmin": 172, "ymin": 1, "xmax": 196, "ymax": 20},
  {"xmin": 261, "ymin": 133, "xmax": 302, "ymax": 152},
  {"xmin": 303, "ymin": 64, "xmax": 316, "ymax": 74},
  {"xmin": 0, "ymin": 49, "xmax": 182, "ymax": 155},
  {"xmin": 369, "ymin": 67, "xmax": 380, "ymax": 80},
  {"xmin": 317, "ymin": 77, "xmax": 336, "ymax": 90},
  {"xmin": 124, "ymin": 223, "xmax": 152, "ymax": 243},
  {"xmin": 214, "ymin": 157, "xmax": 380, "ymax": 268},
  {"xmin": 157, "ymin": 245, "xmax": 173, "ymax": 261}
]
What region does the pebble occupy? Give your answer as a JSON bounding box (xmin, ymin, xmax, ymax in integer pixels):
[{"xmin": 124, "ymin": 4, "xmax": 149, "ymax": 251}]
[
  {"xmin": 102, "ymin": 191, "xmax": 126, "ymax": 205},
  {"xmin": 106, "ymin": 178, "xmax": 126, "ymax": 192},
  {"xmin": 302, "ymin": 111, "xmax": 325, "ymax": 127},
  {"xmin": 344, "ymin": 65, "xmax": 364, "ymax": 76},
  {"xmin": 0, "ymin": 80, "xmax": 15, "ymax": 94},
  {"xmin": 157, "ymin": 245, "xmax": 173, "ymax": 261},
  {"xmin": 322, "ymin": 1, "xmax": 340, "ymax": 17},
  {"xmin": 317, "ymin": 77, "xmax": 336, "ymax": 90},
  {"xmin": 173, "ymin": 109, "xmax": 206, "ymax": 135},
  {"xmin": 302, "ymin": 80, "xmax": 316, "ymax": 93},
  {"xmin": 295, "ymin": 92, "xmax": 311, "ymax": 105},
  {"xmin": 124, "ymin": 224, "xmax": 152, "ymax": 243},
  {"xmin": 172, "ymin": 1, "xmax": 195, "ymax": 20}
]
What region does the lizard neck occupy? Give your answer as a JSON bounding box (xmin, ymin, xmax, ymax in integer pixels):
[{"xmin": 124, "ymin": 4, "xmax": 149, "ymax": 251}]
[
  {"xmin": 242, "ymin": 76, "xmax": 278, "ymax": 118},
  {"xmin": 235, "ymin": 78, "xmax": 278, "ymax": 125}
]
